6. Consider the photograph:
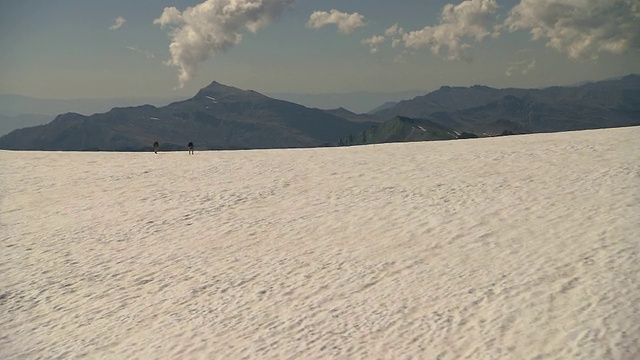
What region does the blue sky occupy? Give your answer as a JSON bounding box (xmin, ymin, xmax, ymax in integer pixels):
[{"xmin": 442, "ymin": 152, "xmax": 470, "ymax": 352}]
[{"xmin": 1, "ymin": 0, "xmax": 639, "ymax": 100}]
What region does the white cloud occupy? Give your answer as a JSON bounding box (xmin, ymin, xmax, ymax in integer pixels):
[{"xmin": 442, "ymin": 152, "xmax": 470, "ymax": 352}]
[
  {"xmin": 126, "ymin": 46, "xmax": 156, "ymax": 59},
  {"xmin": 402, "ymin": 0, "xmax": 499, "ymax": 61},
  {"xmin": 306, "ymin": 9, "xmax": 366, "ymax": 35},
  {"xmin": 506, "ymin": 59, "xmax": 536, "ymax": 76},
  {"xmin": 385, "ymin": 24, "xmax": 405, "ymax": 49},
  {"xmin": 359, "ymin": 24, "xmax": 405, "ymax": 54},
  {"xmin": 109, "ymin": 17, "xmax": 126, "ymax": 30},
  {"xmin": 504, "ymin": 0, "xmax": 640, "ymax": 60},
  {"xmin": 361, "ymin": 35, "xmax": 385, "ymax": 54},
  {"xmin": 385, "ymin": 24, "xmax": 404, "ymax": 37},
  {"xmin": 154, "ymin": 0, "xmax": 294, "ymax": 87}
]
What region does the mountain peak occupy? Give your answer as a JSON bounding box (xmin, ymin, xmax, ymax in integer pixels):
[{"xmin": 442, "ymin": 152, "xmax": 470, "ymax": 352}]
[
  {"xmin": 195, "ymin": 81, "xmax": 264, "ymax": 101},
  {"xmin": 201, "ymin": 80, "xmax": 241, "ymax": 92}
]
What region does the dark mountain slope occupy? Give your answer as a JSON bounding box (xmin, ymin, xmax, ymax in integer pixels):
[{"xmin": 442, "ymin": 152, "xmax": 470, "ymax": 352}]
[
  {"xmin": 339, "ymin": 116, "xmax": 457, "ymax": 146},
  {"xmin": 371, "ymin": 74, "xmax": 640, "ymax": 137},
  {"xmin": 2, "ymin": 75, "xmax": 638, "ymax": 150},
  {"xmin": 373, "ymin": 85, "xmax": 528, "ymax": 120},
  {"xmin": 0, "ymin": 82, "xmax": 376, "ymax": 151}
]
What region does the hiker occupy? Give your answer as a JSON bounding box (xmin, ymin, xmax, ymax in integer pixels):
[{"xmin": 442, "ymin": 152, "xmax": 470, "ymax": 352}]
[
  {"xmin": 153, "ymin": 141, "xmax": 159, "ymax": 154},
  {"xmin": 188, "ymin": 141, "xmax": 194, "ymax": 155}
]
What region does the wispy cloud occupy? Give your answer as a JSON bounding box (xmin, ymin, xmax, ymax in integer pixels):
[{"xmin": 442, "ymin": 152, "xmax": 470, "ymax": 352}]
[
  {"xmin": 393, "ymin": 51, "xmax": 411, "ymax": 63},
  {"xmin": 126, "ymin": 46, "xmax": 156, "ymax": 59},
  {"xmin": 506, "ymin": 59, "xmax": 536, "ymax": 76},
  {"xmin": 361, "ymin": 35, "xmax": 385, "ymax": 53},
  {"xmin": 306, "ymin": 10, "xmax": 366, "ymax": 35},
  {"xmin": 109, "ymin": 17, "xmax": 126, "ymax": 30},
  {"xmin": 154, "ymin": 0, "xmax": 295, "ymax": 88},
  {"xmin": 402, "ymin": 0, "xmax": 499, "ymax": 61},
  {"xmin": 504, "ymin": 0, "xmax": 640, "ymax": 60}
]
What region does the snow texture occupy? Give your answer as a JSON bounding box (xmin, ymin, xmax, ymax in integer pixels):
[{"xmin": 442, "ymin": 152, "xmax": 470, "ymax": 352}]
[{"xmin": 1, "ymin": 127, "xmax": 639, "ymax": 359}]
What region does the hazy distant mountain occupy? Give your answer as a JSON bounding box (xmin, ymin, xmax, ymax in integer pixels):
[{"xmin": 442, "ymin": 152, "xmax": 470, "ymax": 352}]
[
  {"xmin": 0, "ymin": 94, "xmax": 185, "ymax": 117},
  {"xmin": 0, "ymin": 114, "xmax": 54, "ymax": 137},
  {"xmin": 368, "ymin": 101, "xmax": 398, "ymax": 114},
  {"xmin": 0, "ymin": 82, "xmax": 376, "ymax": 151},
  {"xmin": 322, "ymin": 107, "xmax": 381, "ymax": 123},
  {"xmin": 0, "ymin": 94, "xmax": 185, "ymax": 137},
  {"xmin": 266, "ymin": 90, "xmax": 428, "ymax": 114}
]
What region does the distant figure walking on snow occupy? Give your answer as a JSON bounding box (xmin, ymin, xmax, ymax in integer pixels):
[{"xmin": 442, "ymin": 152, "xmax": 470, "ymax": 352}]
[
  {"xmin": 188, "ymin": 141, "xmax": 194, "ymax": 155},
  {"xmin": 153, "ymin": 141, "xmax": 159, "ymax": 154}
]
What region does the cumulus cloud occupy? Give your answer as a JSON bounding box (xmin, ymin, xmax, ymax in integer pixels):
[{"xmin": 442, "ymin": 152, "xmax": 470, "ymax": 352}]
[
  {"xmin": 504, "ymin": 0, "xmax": 640, "ymax": 60},
  {"xmin": 506, "ymin": 59, "xmax": 536, "ymax": 76},
  {"xmin": 385, "ymin": 24, "xmax": 405, "ymax": 48},
  {"xmin": 402, "ymin": 0, "xmax": 499, "ymax": 61},
  {"xmin": 109, "ymin": 17, "xmax": 126, "ymax": 30},
  {"xmin": 361, "ymin": 35, "xmax": 385, "ymax": 53},
  {"xmin": 306, "ymin": 9, "xmax": 366, "ymax": 34},
  {"xmin": 385, "ymin": 24, "xmax": 405, "ymax": 37},
  {"xmin": 154, "ymin": 0, "xmax": 295, "ymax": 87}
]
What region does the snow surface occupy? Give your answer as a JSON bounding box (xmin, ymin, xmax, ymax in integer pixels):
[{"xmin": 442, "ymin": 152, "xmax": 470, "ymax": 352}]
[{"xmin": 1, "ymin": 127, "xmax": 639, "ymax": 359}]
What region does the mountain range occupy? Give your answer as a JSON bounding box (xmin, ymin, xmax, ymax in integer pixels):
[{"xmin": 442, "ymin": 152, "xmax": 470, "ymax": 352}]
[
  {"xmin": 342, "ymin": 74, "xmax": 639, "ymax": 145},
  {"xmin": 0, "ymin": 82, "xmax": 377, "ymax": 151},
  {"xmin": 1, "ymin": 75, "xmax": 638, "ymax": 151},
  {"xmin": 0, "ymin": 91, "xmax": 423, "ymax": 136},
  {"xmin": 266, "ymin": 90, "xmax": 427, "ymax": 114}
]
